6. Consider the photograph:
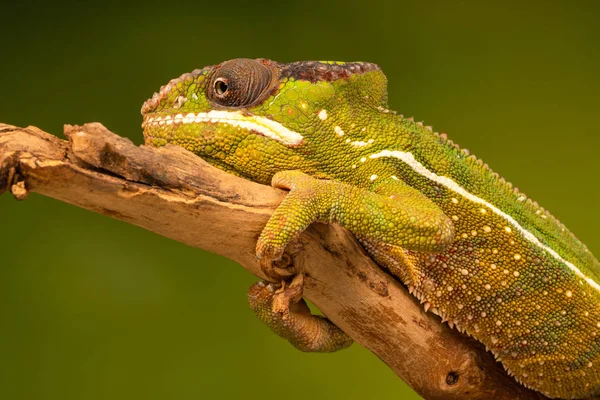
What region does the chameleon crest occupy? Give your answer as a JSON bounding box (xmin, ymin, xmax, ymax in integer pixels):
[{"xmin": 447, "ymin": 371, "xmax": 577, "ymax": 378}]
[{"xmin": 143, "ymin": 58, "xmax": 600, "ymax": 399}]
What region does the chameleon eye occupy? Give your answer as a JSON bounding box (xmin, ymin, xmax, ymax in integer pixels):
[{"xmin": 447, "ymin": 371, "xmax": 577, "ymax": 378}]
[
  {"xmin": 214, "ymin": 79, "xmax": 228, "ymax": 95},
  {"xmin": 207, "ymin": 58, "xmax": 277, "ymax": 108}
]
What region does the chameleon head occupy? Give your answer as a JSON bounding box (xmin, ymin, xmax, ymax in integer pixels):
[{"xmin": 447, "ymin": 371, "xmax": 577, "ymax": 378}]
[{"xmin": 141, "ymin": 58, "xmax": 388, "ymax": 183}]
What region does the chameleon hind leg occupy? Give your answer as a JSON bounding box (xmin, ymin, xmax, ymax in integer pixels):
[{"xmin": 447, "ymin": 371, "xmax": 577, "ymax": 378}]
[
  {"xmin": 257, "ymin": 170, "xmax": 455, "ymax": 278},
  {"xmin": 247, "ymin": 274, "xmax": 353, "ymax": 352}
]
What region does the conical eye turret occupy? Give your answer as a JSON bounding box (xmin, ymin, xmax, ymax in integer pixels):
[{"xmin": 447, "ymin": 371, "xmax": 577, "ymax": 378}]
[{"xmin": 207, "ymin": 58, "xmax": 277, "ymax": 108}]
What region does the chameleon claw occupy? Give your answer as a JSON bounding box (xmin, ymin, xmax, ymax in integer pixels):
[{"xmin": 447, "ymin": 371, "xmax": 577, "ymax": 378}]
[
  {"xmin": 273, "ymin": 274, "xmax": 304, "ymax": 310},
  {"xmin": 276, "ymin": 279, "xmax": 287, "ymax": 292}
]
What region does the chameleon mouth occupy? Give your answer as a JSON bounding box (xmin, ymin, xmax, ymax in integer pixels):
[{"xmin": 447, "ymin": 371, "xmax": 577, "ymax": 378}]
[{"xmin": 142, "ymin": 110, "xmax": 304, "ymax": 146}]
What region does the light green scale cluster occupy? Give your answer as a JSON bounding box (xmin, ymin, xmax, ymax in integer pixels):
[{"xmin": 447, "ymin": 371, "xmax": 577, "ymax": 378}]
[{"xmin": 142, "ymin": 59, "xmax": 600, "ymax": 399}]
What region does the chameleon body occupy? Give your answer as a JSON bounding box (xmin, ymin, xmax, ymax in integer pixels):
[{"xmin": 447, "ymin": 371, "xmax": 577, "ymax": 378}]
[{"xmin": 141, "ymin": 58, "xmax": 600, "ymax": 399}]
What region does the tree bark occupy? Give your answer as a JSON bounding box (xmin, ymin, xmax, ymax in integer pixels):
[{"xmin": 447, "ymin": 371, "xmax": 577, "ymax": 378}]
[{"xmin": 0, "ymin": 122, "xmax": 549, "ymax": 400}]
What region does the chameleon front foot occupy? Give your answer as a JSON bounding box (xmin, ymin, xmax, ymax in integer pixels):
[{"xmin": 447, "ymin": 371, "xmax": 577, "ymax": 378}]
[
  {"xmin": 247, "ymin": 274, "xmax": 353, "ymax": 352},
  {"xmin": 255, "ymin": 171, "xmax": 325, "ymax": 275}
]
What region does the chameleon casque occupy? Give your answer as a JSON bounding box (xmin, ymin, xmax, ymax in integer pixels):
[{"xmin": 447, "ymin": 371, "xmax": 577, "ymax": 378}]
[{"xmin": 141, "ymin": 58, "xmax": 600, "ymax": 399}]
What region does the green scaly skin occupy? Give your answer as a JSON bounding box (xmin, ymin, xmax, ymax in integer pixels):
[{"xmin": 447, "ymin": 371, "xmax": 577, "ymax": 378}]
[
  {"xmin": 247, "ymin": 275, "xmax": 353, "ymax": 353},
  {"xmin": 142, "ymin": 58, "xmax": 600, "ymax": 399}
]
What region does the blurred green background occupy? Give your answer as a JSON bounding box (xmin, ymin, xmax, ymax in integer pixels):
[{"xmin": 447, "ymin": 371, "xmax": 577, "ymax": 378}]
[{"xmin": 1, "ymin": 1, "xmax": 600, "ymax": 399}]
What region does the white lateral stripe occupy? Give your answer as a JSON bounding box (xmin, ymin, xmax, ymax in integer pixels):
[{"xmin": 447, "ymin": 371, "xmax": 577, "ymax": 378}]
[
  {"xmin": 144, "ymin": 110, "xmax": 303, "ymax": 146},
  {"xmin": 369, "ymin": 150, "xmax": 600, "ymax": 292}
]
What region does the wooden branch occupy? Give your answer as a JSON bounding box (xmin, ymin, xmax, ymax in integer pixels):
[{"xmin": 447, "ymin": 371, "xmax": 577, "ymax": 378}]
[{"xmin": 0, "ymin": 122, "xmax": 548, "ymax": 400}]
